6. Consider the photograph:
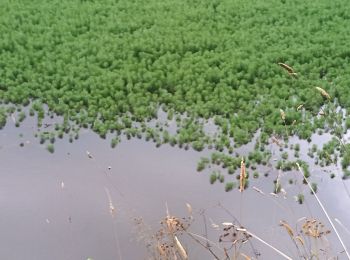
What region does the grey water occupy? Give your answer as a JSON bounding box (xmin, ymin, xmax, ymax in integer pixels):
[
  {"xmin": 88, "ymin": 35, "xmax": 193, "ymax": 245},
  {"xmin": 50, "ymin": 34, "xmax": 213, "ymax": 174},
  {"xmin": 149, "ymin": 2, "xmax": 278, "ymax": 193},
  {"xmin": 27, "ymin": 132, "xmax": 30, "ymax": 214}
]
[{"xmin": 1, "ymin": 115, "xmax": 350, "ymax": 259}]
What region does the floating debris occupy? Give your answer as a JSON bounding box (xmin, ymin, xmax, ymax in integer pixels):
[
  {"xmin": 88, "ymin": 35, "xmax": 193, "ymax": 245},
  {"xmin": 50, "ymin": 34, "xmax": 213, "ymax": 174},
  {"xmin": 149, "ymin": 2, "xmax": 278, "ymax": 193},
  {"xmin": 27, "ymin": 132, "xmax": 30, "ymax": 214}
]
[{"xmin": 86, "ymin": 150, "xmax": 93, "ymax": 159}]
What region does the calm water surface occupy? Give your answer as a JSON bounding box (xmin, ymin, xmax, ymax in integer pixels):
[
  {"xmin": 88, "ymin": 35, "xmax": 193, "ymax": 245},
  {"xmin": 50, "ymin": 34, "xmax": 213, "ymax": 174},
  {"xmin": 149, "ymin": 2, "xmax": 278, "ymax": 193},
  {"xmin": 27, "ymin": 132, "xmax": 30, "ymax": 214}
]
[{"xmin": 1, "ymin": 116, "xmax": 350, "ymax": 259}]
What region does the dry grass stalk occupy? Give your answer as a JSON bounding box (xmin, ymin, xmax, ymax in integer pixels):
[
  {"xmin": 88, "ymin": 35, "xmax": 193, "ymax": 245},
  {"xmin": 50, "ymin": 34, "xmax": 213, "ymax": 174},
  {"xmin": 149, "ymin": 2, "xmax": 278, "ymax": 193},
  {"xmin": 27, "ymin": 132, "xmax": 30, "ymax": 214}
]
[
  {"xmin": 301, "ymin": 218, "xmax": 330, "ymax": 239},
  {"xmin": 104, "ymin": 187, "xmax": 116, "ymax": 218},
  {"xmin": 271, "ymin": 136, "xmax": 283, "ymax": 147},
  {"xmin": 240, "ymin": 253, "xmax": 251, "ymax": 260},
  {"xmin": 278, "ymin": 62, "xmax": 298, "ymax": 77},
  {"xmin": 279, "ymin": 220, "xmax": 308, "ymax": 258},
  {"xmin": 269, "ymin": 192, "xmax": 278, "ymax": 198},
  {"xmin": 296, "ymin": 163, "xmax": 350, "ymax": 259},
  {"xmin": 296, "ymin": 104, "xmax": 304, "ymax": 111},
  {"xmin": 186, "ymin": 203, "xmax": 192, "ymax": 218},
  {"xmin": 280, "ymin": 109, "xmax": 286, "ymax": 121},
  {"xmin": 315, "ymin": 87, "xmax": 331, "ymax": 100},
  {"xmin": 174, "ymin": 236, "xmax": 188, "ymax": 260},
  {"xmin": 279, "ymin": 220, "xmax": 294, "ymax": 238},
  {"xmin": 241, "ymin": 228, "xmax": 293, "ymax": 260},
  {"xmin": 164, "ymin": 216, "xmax": 189, "ymax": 234},
  {"xmin": 319, "ymin": 108, "xmax": 326, "ymax": 116},
  {"xmin": 208, "ymin": 218, "xmax": 218, "ymax": 230},
  {"xmin": 239, "ymin": 158, "xmax": 246, "ymax": 192},
  {"xmin": 335, "ymin": 218, "xmax": 350, "ymax": 235},
  {"xmin": 275, "ymin": 172, "xmax": 282, "ymax": 194},
  {"xmin": 280, "ymin": 109, "xmax": 289, "ymax": 136},
  {"xmin": 157, "ymin": 242, "xmax": 167, "ymax": 258},
  {"xmin": 156, "ymin": 215, "xmax": 191, "ymax": 260},
  {"xmin": 253, "ymin": 186, "xmax": 265, "ymax": 195},
  {"xmin": 295, "ymin": 236, "xmax": 304, "ymax": 246}
]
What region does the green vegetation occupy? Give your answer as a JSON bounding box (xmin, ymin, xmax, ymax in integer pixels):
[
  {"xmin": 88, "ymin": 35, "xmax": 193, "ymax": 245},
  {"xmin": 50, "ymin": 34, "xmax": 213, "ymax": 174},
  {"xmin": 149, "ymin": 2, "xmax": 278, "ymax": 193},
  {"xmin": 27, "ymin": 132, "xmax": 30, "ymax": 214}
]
[
  {"xmin": 1, "ymin": 0, "xmax": 350, "ymax": 195},
  {"xmin": 274, "ymin": 182, "xmax": 282, "ymax": 194},
  {"xmin": 0, "ymin": 0, "xmax": 349, "ymax": 148},
  {"xmin": 281, "ymin": 152, "xmax": 288, "ymax": 160},
  {"xmin": 297, "ymin": 193, "xmax": 305, "ymax": 204},
  {"xmin": 224, "ymin": 182, "xmax": 236, "ymax": 192},
  {"xmin": 46, "ymin": 143, "xmax": 55, "ymax": 153},
  {"xmin": 0, "ymin": 108, "xmax": 6, "ymax": 129},
  {"xmin": 311, "ymin": 182, "xmax": 318, "ymax": 194},
  {"xmin": 111, "ymin": 137, "xmax": 120, "ymax": 148},
  {"xmin": 209, "ymin": 172, "xmax": 218, "ymax": 185}
]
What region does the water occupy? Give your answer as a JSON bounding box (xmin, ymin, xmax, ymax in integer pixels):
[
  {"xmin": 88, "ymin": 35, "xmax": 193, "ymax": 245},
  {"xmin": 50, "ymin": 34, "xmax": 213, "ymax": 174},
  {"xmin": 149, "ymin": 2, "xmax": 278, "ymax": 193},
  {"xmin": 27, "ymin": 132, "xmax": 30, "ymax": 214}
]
[{"xmin": 1, "ymin": 116, "xmax": 350, "ymax": 259}]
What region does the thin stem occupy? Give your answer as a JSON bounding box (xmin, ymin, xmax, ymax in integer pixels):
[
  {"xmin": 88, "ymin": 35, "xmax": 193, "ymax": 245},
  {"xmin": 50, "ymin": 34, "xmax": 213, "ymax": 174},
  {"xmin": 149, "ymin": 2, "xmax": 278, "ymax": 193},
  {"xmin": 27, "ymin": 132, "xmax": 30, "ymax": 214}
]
[
  {"xmin": 245, "ymin": 229, "xmax": 293, "ymax": 260},
  {"xmin": 186, "ymin": 232, "xmax": 222, "ymax": 260}
]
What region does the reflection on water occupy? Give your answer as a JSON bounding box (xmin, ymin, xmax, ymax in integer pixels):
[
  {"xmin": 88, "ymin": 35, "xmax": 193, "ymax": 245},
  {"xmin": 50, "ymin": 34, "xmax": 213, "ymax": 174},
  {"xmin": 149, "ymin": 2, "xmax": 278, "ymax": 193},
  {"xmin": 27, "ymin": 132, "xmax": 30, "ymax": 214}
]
[{"xmin": 1, "ymin": 116, "xmax": 350, "ymax": 259}]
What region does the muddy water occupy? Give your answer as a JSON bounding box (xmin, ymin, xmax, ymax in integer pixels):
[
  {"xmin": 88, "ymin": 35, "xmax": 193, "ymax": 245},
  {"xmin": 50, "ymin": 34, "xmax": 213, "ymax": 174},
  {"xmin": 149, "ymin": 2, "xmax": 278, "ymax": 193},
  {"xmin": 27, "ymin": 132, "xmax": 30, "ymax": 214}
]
[{"xmin": 1, "ymin": 116, "xmax": 350, "ymax": 259}]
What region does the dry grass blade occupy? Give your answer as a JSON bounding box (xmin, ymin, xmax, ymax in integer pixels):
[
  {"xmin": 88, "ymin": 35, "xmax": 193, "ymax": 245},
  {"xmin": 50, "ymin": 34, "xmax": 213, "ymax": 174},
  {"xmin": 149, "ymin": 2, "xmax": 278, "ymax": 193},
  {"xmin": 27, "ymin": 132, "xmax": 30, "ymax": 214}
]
[
  {"xmin": 209, "ymin": 218, "xmax": 220, "ymax": 230},
  {"xmin": 240, "ymin": 253, "xmax": 251, "ymax": 260},
  {"xmin": 278, "ymin": 63, "xmax": 294, "ymax": 73},
  {"xmin": 269, "ymin": 192, "xmax": 278, "ymax": 198},
  {"xmin": 253, "ymin": 186, "xmax": 265, "ymax": 195},
  {"xmin": 271, "ymin": 136, "xmax": 283, "ymax": 147},
  {"xmin": 280, "ymin": 109, "xmax": 286, "ymax": 121},
  {"xmin": 166, "ymin": 217, "xmax": 177, "ymax": 233},
  {"xmin": 104, "ymin": 187, "xmax": 116, "ymax": 218},
  {"xmin": 319, "ymin": 108, "xmax": 326, "ymax": 116},
  {"xmin": 174, "ymin": 236, "xmax": 188, "ymax": 260},
  {"xmin": 315, "ymin": 87, "xmax": 331, "ymax": 100},
  {"xmin": 296, "ymin": 104, "xmax": 304, "ymax": 111},
  {"xmin": 157, "ymin": 242, "xmax": 167, "ymax": 257},
  {"xmin": 294, "ymin": 236, "xmax": 304, "ymax": 246},
  {"xmin": 278, "ymin": 62, "xmax": 296, "ymax": 75},
  {"xmin": 279, "ymin": 220, "xmax": 294, "ymax": 238},
  {"xmin": 240, "ymin": 158, "xmax": 246, "ymax": 192},
  {"xmin": 335, "ymin": 218, "xmax": 350, "ymax": 235},
  {"xmin": 11, "ymin": 114, "xmax": 16, "ymax": 123},
  {"xmin": 185, "ymin": 203, "xmax": 192, "ymax": 217}
]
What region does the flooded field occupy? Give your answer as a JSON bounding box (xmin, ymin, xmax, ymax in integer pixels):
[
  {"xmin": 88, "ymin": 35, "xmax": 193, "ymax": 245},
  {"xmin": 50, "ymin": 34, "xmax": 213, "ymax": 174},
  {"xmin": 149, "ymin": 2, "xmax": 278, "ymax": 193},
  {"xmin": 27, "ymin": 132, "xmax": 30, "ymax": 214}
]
[
  {"xmin": 2, "ymin": 0, "xmax": 350, "ymax": 259},
  {"xmin": 1, "ymin": 117, "xmax": 350, "ymax": 259}
]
